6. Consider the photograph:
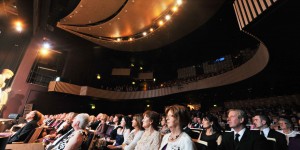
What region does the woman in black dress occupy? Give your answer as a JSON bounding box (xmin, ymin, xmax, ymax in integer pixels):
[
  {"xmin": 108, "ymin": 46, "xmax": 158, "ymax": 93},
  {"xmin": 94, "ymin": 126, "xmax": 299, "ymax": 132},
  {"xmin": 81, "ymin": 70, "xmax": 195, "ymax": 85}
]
[{"xmin": 197, "ymin": 114, "xmax": 223, "ymax": 150}]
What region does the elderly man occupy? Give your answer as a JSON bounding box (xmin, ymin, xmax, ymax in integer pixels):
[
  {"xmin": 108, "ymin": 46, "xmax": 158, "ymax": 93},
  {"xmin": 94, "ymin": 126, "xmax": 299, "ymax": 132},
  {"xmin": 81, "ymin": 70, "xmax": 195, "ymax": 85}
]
[
  {"xmin": 253, "ymin": 114, "xmax": 287, "ymax": 150},
  {"xmin": 7, "ymin": 110, "xmax": 43, "ymax": 143},
  {"xmin": 218, "ymin": 109, "xmax": 267, "ymax": 150}
]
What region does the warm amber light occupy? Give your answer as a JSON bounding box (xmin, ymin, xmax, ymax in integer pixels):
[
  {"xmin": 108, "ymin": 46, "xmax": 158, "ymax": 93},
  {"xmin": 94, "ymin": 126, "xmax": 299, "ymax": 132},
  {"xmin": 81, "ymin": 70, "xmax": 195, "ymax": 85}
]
[
  {"xmin": 172, "ymin": 6, "xmax": 178, "ymax": 12},
  {"xmin": 40, "ymin": 48, "xmax": 49, "ymax": 56},
  {"xmin": 158, "ymin": 20, "xmax": 164, "ymax": 26},
  {"xmin": 149, "ymin": 28, "xmax": 154, "ymax": 32},
  {"xmin": 177, "ymin": 0, "xmax": 183, "ymax": 5},
  {"xmin": 14, "ymin": 21, "xmax": 23, "ymax": 32}
]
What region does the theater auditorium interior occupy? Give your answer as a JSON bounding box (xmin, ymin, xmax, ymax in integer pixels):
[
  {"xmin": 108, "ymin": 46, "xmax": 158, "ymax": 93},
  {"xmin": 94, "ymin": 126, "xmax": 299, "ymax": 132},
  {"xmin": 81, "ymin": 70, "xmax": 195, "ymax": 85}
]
[{"xmin": 0, "ymin": 0, "xmax": 299, "ymax": 148}]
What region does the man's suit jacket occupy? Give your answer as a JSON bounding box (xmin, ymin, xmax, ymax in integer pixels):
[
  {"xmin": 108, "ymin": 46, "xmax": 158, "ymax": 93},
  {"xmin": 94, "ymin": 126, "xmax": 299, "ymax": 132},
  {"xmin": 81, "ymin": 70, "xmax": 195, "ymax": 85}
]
[
  {"xmin": 7, "ymin": 120, "xmax": 38, "ymax": 143},
  {"xmin": 89, "ymin": 120, "xmax": 100, "ymax": 130},
  {"xmin": 267, "ymin": 129, "xmax": 288, "ymax": 150},
  {"xmin": 218, "ymin": 129, "xmax": 268, "ymax": 150}
]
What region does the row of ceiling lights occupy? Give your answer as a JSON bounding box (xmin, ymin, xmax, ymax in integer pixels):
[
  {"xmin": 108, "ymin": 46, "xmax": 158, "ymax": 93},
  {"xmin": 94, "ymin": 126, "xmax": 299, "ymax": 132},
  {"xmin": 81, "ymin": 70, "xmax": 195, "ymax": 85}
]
[{"xmin": 76, "ymin": 0, "xmax": 184, "ymax": 42}]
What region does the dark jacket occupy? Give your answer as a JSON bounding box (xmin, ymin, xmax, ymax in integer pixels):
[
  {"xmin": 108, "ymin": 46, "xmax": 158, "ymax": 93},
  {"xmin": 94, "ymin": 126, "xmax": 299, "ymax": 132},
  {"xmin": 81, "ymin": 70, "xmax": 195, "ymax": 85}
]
[
  {"xmin": 267, "ymin": 129, "xmax": 288, "ymax": 150},
  {"xmin": 218, "ymin": 129, "xmax": 268, "ymax": 150},
  {"xmin": 7, "ymin": 120, "xmax": 39, "ymax": 143}
]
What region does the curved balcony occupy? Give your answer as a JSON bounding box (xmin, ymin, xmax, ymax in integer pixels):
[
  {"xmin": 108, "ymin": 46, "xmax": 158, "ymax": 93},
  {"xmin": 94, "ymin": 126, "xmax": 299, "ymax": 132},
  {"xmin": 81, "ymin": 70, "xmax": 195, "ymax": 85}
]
[{"xmin": 48, "ymin": 36, "xmax": 269, "ymax": 100}]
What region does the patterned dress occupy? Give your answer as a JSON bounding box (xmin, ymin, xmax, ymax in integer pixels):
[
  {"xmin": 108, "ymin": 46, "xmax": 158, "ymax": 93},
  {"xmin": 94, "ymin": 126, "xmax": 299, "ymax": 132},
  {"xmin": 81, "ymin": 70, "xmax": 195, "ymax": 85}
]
[
  {"xmin": 51, "ymin": 129, "xmax": 87, "ymax": 150},
  {"xmin": 135, "ymin": 130, "xmax": 160, "ymax": 150}
]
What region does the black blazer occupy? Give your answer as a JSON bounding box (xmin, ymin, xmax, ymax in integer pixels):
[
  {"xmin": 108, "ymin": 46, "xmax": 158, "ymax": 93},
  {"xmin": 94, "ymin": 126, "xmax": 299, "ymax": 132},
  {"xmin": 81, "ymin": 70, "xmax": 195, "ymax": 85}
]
[
  {"xmin": 218, "ymin": 129, "xmax": 268, "ymax": 150},
  {"xmin": 267, "ymin": 129, "xmax": 288, "ymax": 150},
  {"xmin": 7, "ymin": 120, "xmax": 39, "ymax": 143},
  {"xmin": 89, "ymin": 120, "xmax": 100, "ymax": 130}
]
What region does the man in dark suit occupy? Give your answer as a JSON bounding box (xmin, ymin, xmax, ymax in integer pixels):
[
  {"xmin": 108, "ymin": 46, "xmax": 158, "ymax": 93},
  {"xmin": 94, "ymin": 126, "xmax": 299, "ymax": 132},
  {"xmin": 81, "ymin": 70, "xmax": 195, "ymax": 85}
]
[
  {"xmin": 7, "ymin": 110, "xmax": 43, "ymax": 143},
  {"xmin": 88, "ymin": 113, "xmax": 101, "ymax": 130},
  {"xmin": 253, "ymin": 114, "xmax": 288, "ymax": 150},
  {"xmin": 218, "ymin": 109, "xmax": 268, "ymax": 150}
]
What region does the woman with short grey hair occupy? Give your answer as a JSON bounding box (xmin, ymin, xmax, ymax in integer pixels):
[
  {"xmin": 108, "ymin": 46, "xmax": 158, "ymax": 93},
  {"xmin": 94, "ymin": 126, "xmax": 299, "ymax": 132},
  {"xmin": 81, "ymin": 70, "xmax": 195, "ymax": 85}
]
[{"xmin": 49, "ymin": 113, "xmax": 89, "ymax": 150}]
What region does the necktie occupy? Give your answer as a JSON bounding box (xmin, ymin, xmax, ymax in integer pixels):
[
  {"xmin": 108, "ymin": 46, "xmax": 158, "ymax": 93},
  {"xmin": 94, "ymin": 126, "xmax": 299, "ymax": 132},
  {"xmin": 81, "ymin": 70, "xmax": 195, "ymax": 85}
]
[{"xmin": 234, "ymin": 133, "xmax": 240, "ymax": 147}]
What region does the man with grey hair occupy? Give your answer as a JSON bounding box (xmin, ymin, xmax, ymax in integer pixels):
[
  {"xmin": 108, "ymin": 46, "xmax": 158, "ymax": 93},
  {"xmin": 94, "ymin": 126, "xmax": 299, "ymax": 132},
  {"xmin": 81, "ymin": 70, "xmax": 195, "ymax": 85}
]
[
  {"xmin": 218, "ymin": 109, "xmax": 267, "ymax": 150},
  {"xmin": 47, "ymin": 113, "xmax": 89, "ymax": 150}
]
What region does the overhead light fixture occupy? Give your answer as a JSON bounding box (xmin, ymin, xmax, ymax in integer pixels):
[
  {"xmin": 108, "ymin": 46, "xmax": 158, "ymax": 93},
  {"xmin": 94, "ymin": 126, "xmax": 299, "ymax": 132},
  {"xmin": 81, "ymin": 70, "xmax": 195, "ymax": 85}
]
[
  {"xmin": 55, "ymin": 77, "xmax": 61, "ymax": 81},
  {"xmin": 14, "ymin": 21, "xmax": 23, "ymax": 32}
]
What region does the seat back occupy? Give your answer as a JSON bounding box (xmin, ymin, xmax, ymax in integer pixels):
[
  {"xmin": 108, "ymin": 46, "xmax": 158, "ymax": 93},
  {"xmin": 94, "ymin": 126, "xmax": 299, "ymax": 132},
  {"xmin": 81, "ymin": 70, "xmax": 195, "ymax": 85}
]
[
  {"xmin": 105, "ymin": 125, "xmax": 114, "ymax": 137},
  {"xmin": 24, "ymin": 127, "xmax": 44, "ymax": 143},
  {"xmin": 0, "ymin": 136, "xmax": 9, "ymax": 150},
  {"xmin": 193, "ymin": 139, "xmax": 208, "ymax": 150},
  {"xmin": 266, "ymin": 137, "xmax": 276, "ymax": 150},
  {"xmin": 289, "ymin": 135, "xmax": 300, "ymax": 150}
]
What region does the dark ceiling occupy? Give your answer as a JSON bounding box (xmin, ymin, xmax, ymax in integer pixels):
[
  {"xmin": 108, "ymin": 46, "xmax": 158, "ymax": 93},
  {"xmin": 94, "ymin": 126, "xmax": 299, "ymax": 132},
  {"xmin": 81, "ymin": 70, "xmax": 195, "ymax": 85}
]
[{"xmin": 1, "ymin": 0, "xmax": 299, "ymax": 103}]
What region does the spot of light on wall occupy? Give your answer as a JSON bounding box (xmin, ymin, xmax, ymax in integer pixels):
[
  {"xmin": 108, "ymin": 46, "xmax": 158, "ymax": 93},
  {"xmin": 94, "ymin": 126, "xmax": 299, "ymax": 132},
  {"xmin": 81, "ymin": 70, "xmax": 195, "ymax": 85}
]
[
  {"xmin": 213, "ymin": 104, "xmax": 217, "ymax": 107},
  {"xmin": 147, "ymin": 104, "xmax": 150, "ymax": 107},
  {"xmin": 139, "ymin": 67, "xmax": 143, "ymax": 70},
  {"xmin": 91, "ymin": 104, "xmax": 96, "ymax": 109},
  {"xmin": 153, "ymin": 78, "xmax": 156, "ymax": 82},
  {"xmin": 132, "ymin": 81, "xmax": 135, "ymax": 85},
  {"xmin": 97, "ymin": 74, "xmax": 101, "ymax": 79}
]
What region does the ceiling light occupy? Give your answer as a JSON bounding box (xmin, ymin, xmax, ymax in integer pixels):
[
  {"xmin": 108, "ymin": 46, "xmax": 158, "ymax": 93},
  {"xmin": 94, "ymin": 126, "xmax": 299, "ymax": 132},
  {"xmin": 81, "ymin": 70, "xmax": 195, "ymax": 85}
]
[
  {"xmin": 142, "ymin": 32, "xmax": 147, "ymax": 36},
  {"xmin": 172, "ymin": 6, "xmax": 178, "ymax": 12},
  {"xmin": 177, "ymin": 0, "xmax": 183, "ymax": 5},
  {"xmin": 158, "ymin": 20, "xmax": 164, "ymax": 26},
  {"xmin": 43, "ymin": 42, "xmax": 51, "ymax": 49},
  {"xmin": 165, "ymin": 15, "xmax": 171, "ymax": 20},
  {"xmin": 149, "ymin": 28, "xmax": 154, "ymax": 32},
  {"xmin": 40, "ymin": 48, "xmax": 49, "ymax": 56},
  {"xmin": 14, "ymin": 21, "xmax": 23, "ymax": 32}
]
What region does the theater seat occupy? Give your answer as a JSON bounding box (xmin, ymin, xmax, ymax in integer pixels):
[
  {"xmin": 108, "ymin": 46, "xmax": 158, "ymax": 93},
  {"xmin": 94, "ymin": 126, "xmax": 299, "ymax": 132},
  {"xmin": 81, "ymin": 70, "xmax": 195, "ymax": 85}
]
[{"xmin": 6, "ymin": 143, "xmax": 44, "ymax": 150}]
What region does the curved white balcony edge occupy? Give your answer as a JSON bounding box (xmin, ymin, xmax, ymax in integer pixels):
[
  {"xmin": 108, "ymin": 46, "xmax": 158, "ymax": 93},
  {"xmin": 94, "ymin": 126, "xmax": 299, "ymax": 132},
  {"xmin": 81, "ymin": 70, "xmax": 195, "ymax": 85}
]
[{"xmin": 48, "ymin": 43, "xmax": 269, "ymax": 100}]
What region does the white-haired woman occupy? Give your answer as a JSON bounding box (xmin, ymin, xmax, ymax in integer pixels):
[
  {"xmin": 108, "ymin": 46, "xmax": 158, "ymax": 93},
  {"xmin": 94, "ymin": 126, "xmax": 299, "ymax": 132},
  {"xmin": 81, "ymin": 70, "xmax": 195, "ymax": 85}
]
[{"xmin": 50, "ymin": 113, "xmax": 89, "ymax": 150}]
